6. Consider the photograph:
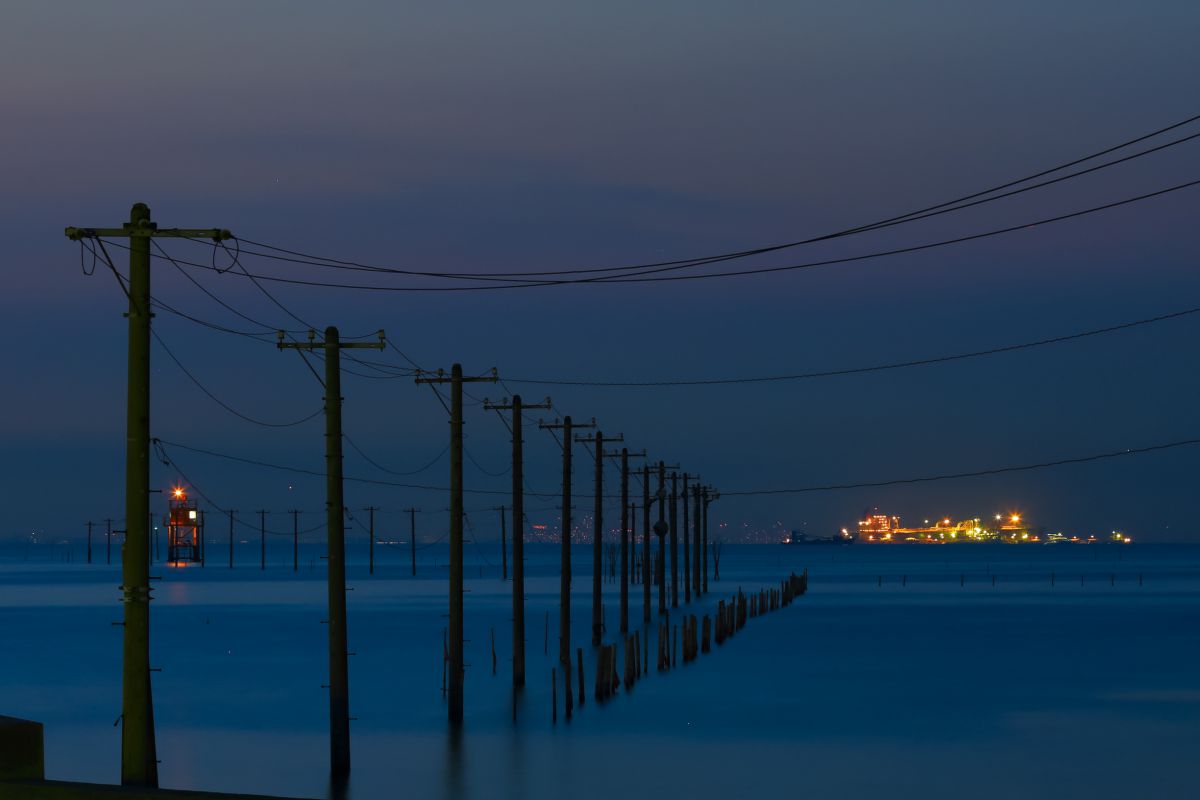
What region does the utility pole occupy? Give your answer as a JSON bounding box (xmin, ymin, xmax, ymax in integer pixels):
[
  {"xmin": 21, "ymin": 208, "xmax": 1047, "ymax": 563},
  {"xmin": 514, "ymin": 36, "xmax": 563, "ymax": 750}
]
[
  {"xmin": 405, "ymin": 507, "xmax": 420, "ymax": 577},
  {"xmin": 653, "ymin": 462, "xmax": 669, "ymax": 615},
  {"xmin": 415, "ymin": 364, "xmax": 498, "ymax": 726},
  {"xmin": 228, "ymin": 510, "xmax": 235, "ymax": 569},
  {"xmin": 615, "ymin": 448, "xmax": 643, "ymax": 633},
  {"xmin": 106, "ymin": 519, "xmax": 113, "ymax": 565},
  {"xmin": 692, "ymin": 487, "xmax": 701, "ymax": 596},
  {"xmin": 540, "ymin": 415, "xmax": 595, "ymax": 665},
  {"xmin": 576, "ymin": 430, "xmax": 623, "ymax": 646},
  {"xmin": 657, "ymin": 462, "xmax": 667, "ymax": 614},
  {"xmin": 66, "ymin": 204, "xmax": 231, "ymax": 788},
  {"xmin": 641, "ymin": 466, "xmax": 651, "ymax": 623},
  {"xmin": 682, "ymin": 474, "xmax": 692, "ymax": 603},
  {"xmin": 496, "ymin": 506, "xmax": 507, "ymax": 581},
  {"xmin": 291, "ymin": 510, "xmax": 300, "ymax": 572},
  {"xmin": 703, "ymin": 488, "xmax": 718, "ymax": 591},
  {"xmin": 258, "ymin": 510, "xmax": 267, "ymax": 571},
  {"xmin": 365, "ymin": 507, "xmax": 377, "ymax": 576},
  {"xmin": 86, "ymin": 521, "xmax": 94, "ymax": 565},
  {"xmin": 693, "ymin": 486, "xmax": 702, "ymax": 592},
  {"xmin": 669, "ymin": 471, "xmax": 679, "ymax": 608},
  {"xmin": 280, "ymin": 327, "xmax": 386, "ymax": 774},
  {"xmin": 484, "ymin": 395, "xmax": 550, "ymax": 690}
]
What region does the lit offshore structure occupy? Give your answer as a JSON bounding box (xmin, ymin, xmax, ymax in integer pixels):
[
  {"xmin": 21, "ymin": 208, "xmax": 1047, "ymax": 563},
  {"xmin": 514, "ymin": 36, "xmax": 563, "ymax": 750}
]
[
  {"xmin": 167, "ymin": 486, "xmax": 202, "ymax": 563},
  {"xmin": 855, "ymin": 509, "xmax": 1131, "ymax": 544}
]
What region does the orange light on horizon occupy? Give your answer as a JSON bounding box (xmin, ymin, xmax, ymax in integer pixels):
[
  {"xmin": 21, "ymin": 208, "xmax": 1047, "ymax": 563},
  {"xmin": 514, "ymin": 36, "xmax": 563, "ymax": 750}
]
[{"xmin": 172, "ymin": 487, "xmax": 185, "ymax": 499}]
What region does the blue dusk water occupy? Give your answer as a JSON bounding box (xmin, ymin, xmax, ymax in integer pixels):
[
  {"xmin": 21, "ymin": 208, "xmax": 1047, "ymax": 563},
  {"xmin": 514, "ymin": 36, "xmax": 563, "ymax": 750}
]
[{"xmin": 3, "ymin": 542, "xmax": 1199, "ymax": 799}]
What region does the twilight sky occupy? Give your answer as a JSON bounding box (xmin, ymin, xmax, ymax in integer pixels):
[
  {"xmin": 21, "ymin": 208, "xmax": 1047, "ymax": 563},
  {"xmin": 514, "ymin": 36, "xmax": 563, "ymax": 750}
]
[{"xmin": 3, "ymin": 1, "xmax": 1200, "ymax": 543}]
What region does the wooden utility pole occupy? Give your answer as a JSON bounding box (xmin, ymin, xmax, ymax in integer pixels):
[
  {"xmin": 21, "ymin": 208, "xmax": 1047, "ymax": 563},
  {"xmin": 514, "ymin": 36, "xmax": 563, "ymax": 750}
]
[
  {"xmin": 365, "ymin": 506, "xmax": 378, "ymax": 575},
  {"xmin": 654, "ymin": 462, "xmax": 669, "ymax": 615},
  {"xmin": 496, "ymin": 506, "xmax": 507, "ymax": 581},
  {"xmin": 405, "ymin": 507, "xmax": 420, "ymax": 576},
  {"xmin": 703, "ymin": 488, "xmax": 718, "ymax": 591},
  {"xmin": 682, "ymin": 474, "xmax": 692, "ymax": 603},
  {"xmin": 620, "ymin": 451, "xmax": 630, "ymax": 633},
  {"xmin": 576, "ymin": 430, "xmax": 623, "ymax": 646},
  {"xmin": 641, "ymin": 466, "xmax": 651, "ymax": 623},
  {"xmin": 280, "ymin": 327, "xmax": 385, "ymax": 774},
  {"xmin": 540, "ymin": 415, "xmax": 594, "ymax": 665},
  {"xmin": 669, "ymin": 471, "xmax": 679, "ymax": 608},
  {"xmin": 483, "ymin": 394, "xmax": 549, "ymax": 689},
  {"xmin": 416, "ymin": 364, "xmax": 498, "ymax": 726},
  {"xmin": 692, "ymin": 486, "xmax": 701, "ymax": 596},
  {"xmin": 291, "ymin": 510, "xmax": 300, "ymax": 572},
  {"xmin": 257, "ymin": 510, "xmax": 267, "ymax": 570},
  {"xmin": 66, "ymin": 206, "xmax": 231, "ymax": 789}
]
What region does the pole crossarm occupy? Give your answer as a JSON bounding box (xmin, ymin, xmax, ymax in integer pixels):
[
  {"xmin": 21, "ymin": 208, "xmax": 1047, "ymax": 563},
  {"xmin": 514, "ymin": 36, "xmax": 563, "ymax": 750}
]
[
  {"xmin": 65, "ymin": 226, "xmax": 231, "ymax": 241},
  {"xmin": 414, "ymin": 367, "xmax": 499, "ymax": 384},
  {"xmin": 278, "ymin": 330, "xmax": 386, "ymax": 351},
  {"xmin": 482, "ymin": 396, "xmax": 552, "ymax": 412},
  {"xmin": 539, "ymin": 418, "xmax": 595, "ymax": 431},
  {"xmin": 576, "ymin": 432, "xmax": 623, "ymax": 445}
]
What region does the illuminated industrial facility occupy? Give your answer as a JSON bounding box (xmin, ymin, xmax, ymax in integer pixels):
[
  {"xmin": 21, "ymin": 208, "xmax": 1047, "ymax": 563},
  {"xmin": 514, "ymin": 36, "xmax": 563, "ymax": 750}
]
[{"xmin": 855, "ymin": 508, "xmax": 1131, "ymax": 544}]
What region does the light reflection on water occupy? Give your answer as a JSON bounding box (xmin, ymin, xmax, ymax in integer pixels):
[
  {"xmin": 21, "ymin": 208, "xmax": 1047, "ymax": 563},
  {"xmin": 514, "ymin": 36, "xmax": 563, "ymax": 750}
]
[{"xmin": 3, "ymin": 543, "xmax": 1200, "ymax": 799}]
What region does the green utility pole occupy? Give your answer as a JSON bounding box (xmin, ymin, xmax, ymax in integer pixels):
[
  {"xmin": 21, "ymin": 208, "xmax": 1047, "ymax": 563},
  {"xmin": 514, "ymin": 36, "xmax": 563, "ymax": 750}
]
[
  {"xmin": 66, "ymin": 205, "xmax": 230, "ymax": 789},
  {"xmin": 575, "ymin": 430, "xmax": 623, "ymax": 646},
  {"xmin": 540, "ymin": 415, "xmax": 595, "ymax": 665},
  {"xmin": 416, "ymin": 365, "xmax": 498, "ymax": 726},
  {"xmin": 280, "ymin": 327, "xmax": 385, "ymax": 775},
  {"xmin": 485, "ymin": 394, "xmax": 551, "ymax": 690}
]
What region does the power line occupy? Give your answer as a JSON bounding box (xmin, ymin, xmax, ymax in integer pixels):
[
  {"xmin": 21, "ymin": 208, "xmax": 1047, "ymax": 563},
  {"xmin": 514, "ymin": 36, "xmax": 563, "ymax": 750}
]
[
  {"xmin": 721, "ymin": 437, "xmax": 1200, "ymax": 495},
  {"xmin": 212, "ymin": 112, "xmax": 1200, "ymax": 280},
  {"xmin": 343, "ymin": 433, "xmax": 450, "ymax": 476},
  {"xmin": 153, "ymin": 431, "xmax": 1199, "ymax": 501},
  {"xmin": 149, "ymin": 177, "xmax": 1200, "ymax": 292},
  {"xmin": 504, "ymin": 304, "xmax": 1200, "ymax": 386},
  {"xmin": 151, "ymin": 328, "xmax": 323, "ymax": 427}
]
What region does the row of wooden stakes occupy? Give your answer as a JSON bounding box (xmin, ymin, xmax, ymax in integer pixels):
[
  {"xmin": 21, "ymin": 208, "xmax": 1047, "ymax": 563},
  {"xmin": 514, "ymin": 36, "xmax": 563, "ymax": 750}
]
[{"xmin": 552, "ymin": 570, "xmax": 809, "ymax": 723}]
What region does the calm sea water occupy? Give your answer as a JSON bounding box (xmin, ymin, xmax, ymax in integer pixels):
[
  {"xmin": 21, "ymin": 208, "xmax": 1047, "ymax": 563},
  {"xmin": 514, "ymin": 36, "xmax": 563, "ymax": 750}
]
[{"xmin": 3, "ymin": 541, "xmax": 1199, "ymax": 799}]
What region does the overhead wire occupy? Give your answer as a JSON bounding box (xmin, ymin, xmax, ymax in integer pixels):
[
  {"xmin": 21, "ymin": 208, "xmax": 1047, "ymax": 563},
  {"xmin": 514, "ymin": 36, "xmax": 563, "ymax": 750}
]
[
  {"xmin": 215, "ymin": 112, "xmax": 1200, "ymax": 280},
  {"xmin": 720, "ymin": 437, "xmax": 1200, "ymax": 495},
  {"xmin": 503, "ymin": 304, "xmax": 1200, "ymax": 386},
  {"xmin": 151, "ymin": 328, "xmax": 324, "ymax": 428},
  {"xmin": 156, "ymin": 177, "xmax": 1200, "ymax": 292}
]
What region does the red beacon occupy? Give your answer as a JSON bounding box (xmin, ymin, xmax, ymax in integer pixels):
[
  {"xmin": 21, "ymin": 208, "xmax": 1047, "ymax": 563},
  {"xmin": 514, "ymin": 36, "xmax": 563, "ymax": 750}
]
[{"xmin": 167, "ymin": 486, "xmax": 202, "ymax": 564}]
